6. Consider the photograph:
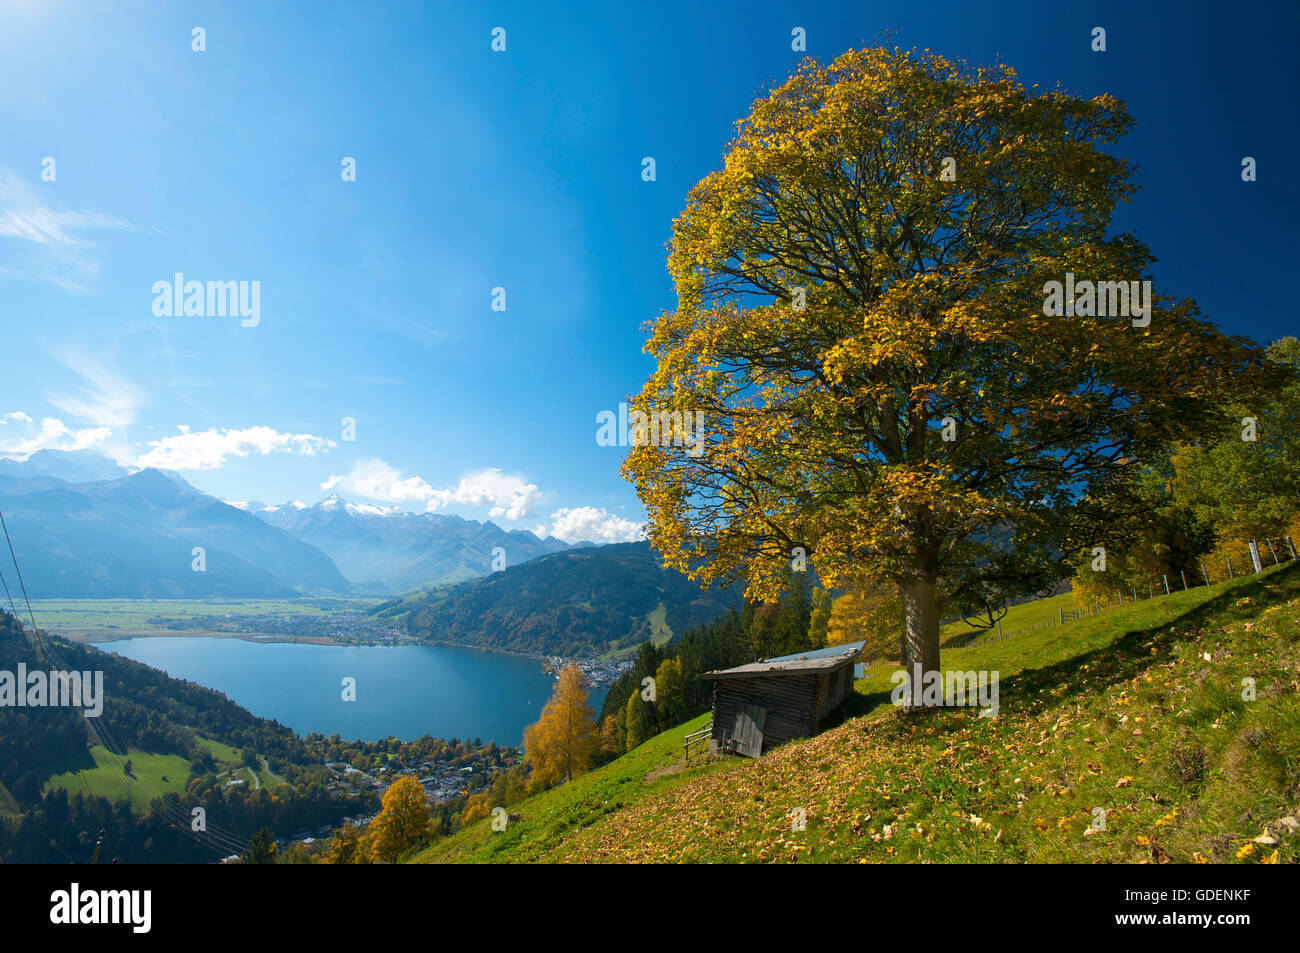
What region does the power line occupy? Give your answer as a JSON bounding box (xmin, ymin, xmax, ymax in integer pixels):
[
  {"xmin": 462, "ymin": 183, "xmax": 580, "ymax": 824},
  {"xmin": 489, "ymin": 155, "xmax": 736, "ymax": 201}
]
[
  {"xmin": 0, "ymin": 562, "xmax": 20, "ymax": 620},
  {"xmin": 0, "ymin": 506, "xmax": 51, "ymax": 665},
  {"xmin": 0, "ymin": 508, "xmax": 249, "ymax": 859}
]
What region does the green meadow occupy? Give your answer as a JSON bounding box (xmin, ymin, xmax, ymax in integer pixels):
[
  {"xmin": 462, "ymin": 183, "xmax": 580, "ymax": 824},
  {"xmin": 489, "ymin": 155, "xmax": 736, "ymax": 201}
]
[
  {"xmin": 25, "ymin": 597, "xmax": 375, "ymax": 640},
  {"xmin": 42, "ymin": 734, "xmax": 286, "ymax": 812}
]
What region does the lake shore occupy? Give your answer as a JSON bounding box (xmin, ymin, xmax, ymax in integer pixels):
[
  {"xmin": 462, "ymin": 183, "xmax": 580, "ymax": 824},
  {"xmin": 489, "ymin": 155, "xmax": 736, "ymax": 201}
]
[{"xmin": 65, "ymin": 629, "xmax": 341, "ymax": 646}]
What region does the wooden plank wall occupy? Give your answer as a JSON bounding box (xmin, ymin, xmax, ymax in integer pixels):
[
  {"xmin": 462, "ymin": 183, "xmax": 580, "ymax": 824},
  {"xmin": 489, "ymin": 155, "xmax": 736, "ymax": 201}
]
[
  {"xmin": 709, "ymin": 662, "xmax": 857, "ymax": 752},
  {"xmin": 711, "ymin": 674, "xmax": 819, "ymax": 751},
  {"xmin": 812, "ymin": 665, "xmax": 854, "ymax": 729}
]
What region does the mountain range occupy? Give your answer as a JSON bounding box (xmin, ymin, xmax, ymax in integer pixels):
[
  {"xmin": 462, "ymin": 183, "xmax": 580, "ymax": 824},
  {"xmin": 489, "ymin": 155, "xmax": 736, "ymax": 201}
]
[
  {"xmin": 0, "ymin": 465, "xmax": 349, "ymax": 598},
  {"xmin": 247, "ymin": 495, "xmax": 583, "ymax": 594},
  {"xmin": 0, "ymin": 447, "xmax": 130, "ymax": 483},
  {"xmin": 0, "ymin": 450, "xmax": 745, "ymax": 659},
  {"xmin": 0, "ymin": 450, "xmax": 595, "ymax": 598}
]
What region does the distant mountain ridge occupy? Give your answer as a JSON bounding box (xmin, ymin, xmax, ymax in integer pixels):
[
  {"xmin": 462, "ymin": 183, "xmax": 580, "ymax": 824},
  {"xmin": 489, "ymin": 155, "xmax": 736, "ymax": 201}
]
[
  {"xmin": 0, "ymin": 447, "xmax": 128, "ymax": 483},
  {"xmin": 0, "ymin": 454, "xmax": 349, "ymax": 597},
  {"xmin": 0, "ymin": 450, "xmax": 604, "ymax": 597},
  {"xmin": 377, "ymin": 541, "xmax": 746, "ymax": 657},
  {"xmin": 252, "ymin": 495, "xmax": 585, "ymax": 594}
]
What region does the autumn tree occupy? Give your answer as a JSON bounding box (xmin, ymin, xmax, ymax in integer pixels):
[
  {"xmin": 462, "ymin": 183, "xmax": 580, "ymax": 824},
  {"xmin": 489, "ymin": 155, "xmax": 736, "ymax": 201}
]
[
  {"xmin": 653, "ymin": 657, "xmax": 687, "ymax": 730},
  {"xmin": 459, "ymin": 793, "xmax": 493, "ymax": 826},
  {"xmin": 621, "ymin": 46, "xmax": 1268, "ymax": 696},
  {"xmin": 807, "ymin": 587, "xmax": 833, "ymax": 648},
  {"xmin": 623, "ymin": 47, "xmax": 1269, "ymax": 696},
  {"xmin": 323, "ymin": 821, "xmax": 369, "ymax": 865},
  {"xmin": 827, "ymin": 585, "xmax": 904, "ymax": 661},
  {"xmin": 599, "ymin": 714, "xmax": 622, "ymax": 757},
  {"xmin": 523, "ymin": 665, "xmax": 597, "ymax": 790},
  {"xmin": 460, "ymin": 766, "xmax": 527, "ymax": 827},
  {"xmin": 624, "ymin": 691, "xmax": 654, "ymax": 750},
  {"xmin": 369, "ymin": 775, "xmax": 431, "ymax": 863}
]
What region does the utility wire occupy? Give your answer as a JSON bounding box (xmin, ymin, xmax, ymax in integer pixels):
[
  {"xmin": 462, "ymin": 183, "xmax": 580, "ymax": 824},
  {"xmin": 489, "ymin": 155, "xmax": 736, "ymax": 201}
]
[
  {"xmin": 0, "ymin": 506, "xmax": 52, "ymax": 665},
  {"xmin": 0, "ymin": 507, "xmax": 249, "ymax": 859},
  {"xmin": 0, "ymin": 562, "xmax": 20, "ymax": 620}
]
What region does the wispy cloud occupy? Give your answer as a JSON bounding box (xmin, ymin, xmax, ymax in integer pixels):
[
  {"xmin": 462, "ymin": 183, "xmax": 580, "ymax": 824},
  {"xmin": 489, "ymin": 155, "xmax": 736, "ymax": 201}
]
[
  {"xmin": 45, "ymin": 349, "xmax": 144, "ymax": 429},
  {"xmin": 137, "ymin": 425, "xmax": 336, "ymax": 471},
  {"xmin": 0, "ymin": 169, "xmax": 141, "ymax": 293}
]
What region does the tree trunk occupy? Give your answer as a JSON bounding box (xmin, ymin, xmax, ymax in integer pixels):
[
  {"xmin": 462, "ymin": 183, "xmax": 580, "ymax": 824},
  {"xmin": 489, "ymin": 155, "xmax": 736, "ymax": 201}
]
[{"xmin": 899, "ymin": 575, "xmax": 942, "ymax": 710}]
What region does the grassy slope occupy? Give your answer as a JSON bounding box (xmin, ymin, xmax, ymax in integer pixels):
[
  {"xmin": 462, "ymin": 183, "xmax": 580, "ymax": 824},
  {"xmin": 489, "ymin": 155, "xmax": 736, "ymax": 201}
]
[
  {"xmin": 43, "ymin": 734, "xmax": 283, "ymax": 810},
  {"xmin": 940, "ymin": 591, "xmax": 1077, "ymax": 646},
  {"xmin": 413, "ymin": 711, "xmax": 732, "ymax": 863},
  {"xmin": 414, "ymin": 562, "xmax": 1300, "ymax": 864},
  {"xmin": 43, "ymin": 747, "xmax": 190, "ymax": 812},
  {"xmin": 193, "ymin": 736, "xmax": 243, "ymax": 765}
]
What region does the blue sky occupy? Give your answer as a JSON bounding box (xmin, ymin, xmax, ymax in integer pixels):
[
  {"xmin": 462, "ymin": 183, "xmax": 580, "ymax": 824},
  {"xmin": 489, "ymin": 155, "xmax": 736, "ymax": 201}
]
[{"xmin": 0, "ymin": 0, "xmax": 1295, "ymax": 542}]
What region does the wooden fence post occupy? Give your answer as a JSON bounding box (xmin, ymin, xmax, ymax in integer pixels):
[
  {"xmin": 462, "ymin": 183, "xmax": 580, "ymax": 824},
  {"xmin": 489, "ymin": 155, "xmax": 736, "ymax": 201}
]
[
  {"xmin": 1201, "ymin": 563, "xmax": 1209, "ymax": 586},
  {"xmin": 1227, "ymin": 556, "xmax": 1233, "ymax": 579},
  {"xmin": 1249, "ymin": 541, "xmax": 1262, "ymax": 574},
  {"xmin": 1163, "ymin": 575, "xmax": 1170, "ymax": 595},
  {"xmin": 1266, "ymin": 539, "xmax": 1279, "ymax": 565},
  {"xmin": 1286, "ymin": 536, "xmax": 1297, "ymax": 560},
  {"xmin": 1180, "ymin": 570, "xmax": 1188, "ymax": 590}
]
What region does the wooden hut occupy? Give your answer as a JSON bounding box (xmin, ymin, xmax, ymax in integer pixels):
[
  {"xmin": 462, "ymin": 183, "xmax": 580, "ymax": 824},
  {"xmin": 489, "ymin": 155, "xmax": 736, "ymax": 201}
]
[{"xmin": 701, "ymin": 641, "xmax": 866, "ymax": 757}]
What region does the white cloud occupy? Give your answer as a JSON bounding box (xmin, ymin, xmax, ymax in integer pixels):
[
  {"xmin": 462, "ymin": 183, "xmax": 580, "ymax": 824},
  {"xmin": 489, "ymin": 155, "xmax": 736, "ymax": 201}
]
[
  {"xmin": 0, "ymin": 414, "xmax": 111, "ymax": 458},
  {"xmin": 320, "ymin": 458, "xmax": 435, "ymax": 503},
  {"xmin": 137, "ymin": 425, "xmax": 335, "ymax": 471},
  {"xmin": 320, "ymin": 462, "xmax": 544, "ymax": 520},
  {"xmin": 544, "ymin": 506, "xmax": 643, "ymax": 544},
  {"xmin": 426, "ymin": 468, "xmax": 541, "ymax": 520}
]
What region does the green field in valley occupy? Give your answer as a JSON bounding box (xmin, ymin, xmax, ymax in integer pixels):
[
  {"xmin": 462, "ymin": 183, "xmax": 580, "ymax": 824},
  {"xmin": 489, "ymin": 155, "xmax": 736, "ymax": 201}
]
[
  {"xmin": 25, "ymin": 597, "xmax": 379, "ymax": 640},
  {"xmin": 41, "ymin": 733, "xmax": 286, "ymax": 813},
  {"xmin": 43, "ymin": 747, "xmax": 191, "ymax": 812}
]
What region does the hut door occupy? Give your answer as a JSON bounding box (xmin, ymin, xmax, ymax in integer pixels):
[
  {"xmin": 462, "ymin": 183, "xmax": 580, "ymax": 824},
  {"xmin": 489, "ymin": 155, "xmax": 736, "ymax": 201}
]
[{"xmin": 732, "ymin": 704, "xmax": 767, "ymax": 758}]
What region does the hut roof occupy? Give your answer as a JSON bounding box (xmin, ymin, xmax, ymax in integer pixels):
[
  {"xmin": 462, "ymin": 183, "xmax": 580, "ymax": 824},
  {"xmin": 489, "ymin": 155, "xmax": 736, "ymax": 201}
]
[{"xmin": 702, "ymin": 640, "xmax": 866, "ymax": 680}]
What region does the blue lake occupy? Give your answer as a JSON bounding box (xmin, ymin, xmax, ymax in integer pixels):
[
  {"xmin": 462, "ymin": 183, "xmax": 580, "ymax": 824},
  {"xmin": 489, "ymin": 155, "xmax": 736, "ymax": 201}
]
[{"xmin": 101, "ymin": 637, "xmax": 605, "ymax": 745}]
